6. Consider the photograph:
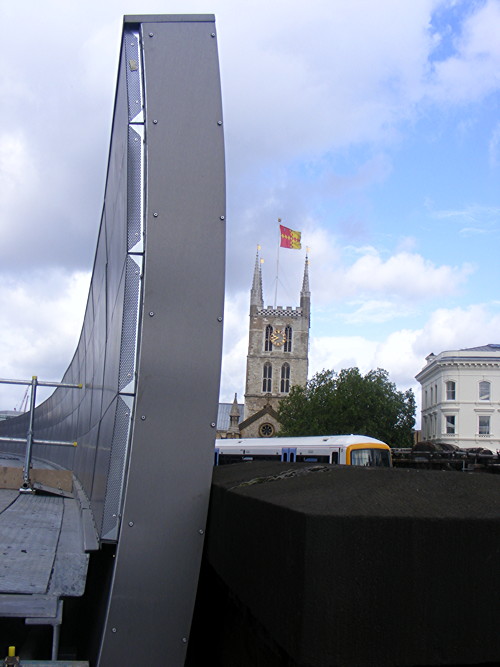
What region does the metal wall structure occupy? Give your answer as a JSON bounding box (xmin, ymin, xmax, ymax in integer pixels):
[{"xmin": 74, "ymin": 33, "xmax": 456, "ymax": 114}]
[{"xmin": 0, "ymin": 15, "xmax": 225, "ymax": 664}]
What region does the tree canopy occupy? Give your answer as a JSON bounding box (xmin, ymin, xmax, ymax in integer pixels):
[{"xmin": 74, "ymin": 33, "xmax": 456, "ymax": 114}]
[{"xmin": 277, "ymin": 367, "xmax": 415, "ymax": 447}]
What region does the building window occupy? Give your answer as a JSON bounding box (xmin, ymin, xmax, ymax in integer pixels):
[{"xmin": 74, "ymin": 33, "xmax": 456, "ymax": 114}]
[
  {"xmin": 424, "ymin": 389, "xmax": 428, "ymax": 408},
  {"xmin": 280, "ymin": 363, "xmax": 290, "ymax": 393},
  {"xmin": 265, "ymin": 325, "xmax": 273, "ymax": 351},
  {"xmin": 430, "ymin": 386, "xmax": 433, "ymax": 405},
  {"xmin": 446, "ymin": 381, "xmax": 456, "ymax": 401},
  {"xmin": 284, "ymin": 326, "xmax": 292, "ymax": 352},
  {"xmin": 262, "ymin": 362, "xmax": 272, "ymax": 393},
  {"xmin": 445, "ymin": 415, "xmax": 455, "ymax": 434},
  {"xmin": 479, "ymin": 381, "xmax": 490, "ymax": 401},
  {"xmin": 478, "ymin": 415, "xmax": 490, "ymax": 435},
  {"xmin": 259, "ymin": 422, "xmax": 275, "ymax": 437}
]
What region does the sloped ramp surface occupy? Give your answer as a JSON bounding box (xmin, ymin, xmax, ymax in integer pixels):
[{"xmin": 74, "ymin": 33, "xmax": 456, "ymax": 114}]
[
  {"xmin": 0, "ymin": 493, "xmax": 63, "ymax": 594},
  {"xmin": 0, "ymin": 459, "xmax": 88, "ymax": 638}
]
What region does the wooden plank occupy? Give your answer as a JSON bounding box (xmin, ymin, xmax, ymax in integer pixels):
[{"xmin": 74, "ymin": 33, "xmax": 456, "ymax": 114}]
[
  {"xmin": 0, "ymin": 467, "xmax": 73, "ymax": 492},
  {"xmin": 0, "ymin": 594, "xmax": 58, "ymax": 618}
]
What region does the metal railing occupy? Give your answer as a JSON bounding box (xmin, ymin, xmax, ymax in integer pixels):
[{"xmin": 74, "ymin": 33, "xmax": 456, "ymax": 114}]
[{"xmin": 0, "ymin": 376, "xmax": 82, "ymax": 491}]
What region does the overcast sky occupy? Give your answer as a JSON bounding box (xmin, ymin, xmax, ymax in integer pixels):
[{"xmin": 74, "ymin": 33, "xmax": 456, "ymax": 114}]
[{"xmin": 1, "ymin": 0, "xmax": 500, "ymax": 424}]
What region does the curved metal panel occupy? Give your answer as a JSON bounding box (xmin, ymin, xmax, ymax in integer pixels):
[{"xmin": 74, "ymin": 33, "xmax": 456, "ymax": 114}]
[
  {"xmin": 0, "ymin": 15, "xmax": 224, "ymax": 664},
  {"xmin": 98, "ymin": 16, "xmax": 225, "ymax": 664}
]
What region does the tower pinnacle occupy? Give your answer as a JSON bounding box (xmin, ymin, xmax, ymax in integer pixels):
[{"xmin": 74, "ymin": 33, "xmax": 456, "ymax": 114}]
[
  {"xmin": 250, "ymin": 247, "xmax": 264, "ymax": 309},
  {"xmin": 301, "ymin": 253, "xmax": 310, "ymax": 297},
  {"xmin": 300, "ymin": 253, "xmax": 310, "ymax": 321}
]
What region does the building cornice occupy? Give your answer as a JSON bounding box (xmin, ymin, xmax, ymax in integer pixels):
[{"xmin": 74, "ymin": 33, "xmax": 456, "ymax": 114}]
[{"xmin": 416, "ymin": 358, "xmax": 500, "ymax": 382}]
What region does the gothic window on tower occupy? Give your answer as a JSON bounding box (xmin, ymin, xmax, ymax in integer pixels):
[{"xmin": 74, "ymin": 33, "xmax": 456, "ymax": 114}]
[
  {"xmin": 265, "ymin": 325, "xmax": 273, "ymax": 351},
  {"xmin": 262, "ymin": 362, "xmax": 272, "ymax": 393},
  {"xmin": 284, "ymin": 326, "xmax": 292, "ymax": 352},
  {"xmin": 280, "ymin": 363, "xmax": 290, "ymax": 393}
]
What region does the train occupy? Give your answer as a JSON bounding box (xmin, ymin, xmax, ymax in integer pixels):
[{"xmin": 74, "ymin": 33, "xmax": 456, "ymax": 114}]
[{"xmin": 214, "ymin": 434, "xmax": 392, "ymax": 467}]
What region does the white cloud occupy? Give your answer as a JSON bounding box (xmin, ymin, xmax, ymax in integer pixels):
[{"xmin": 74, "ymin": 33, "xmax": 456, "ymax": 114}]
[
  {"xmin": 429, "ymin": 203, "xmax": 500, "ymax": 236},
  {"xmin": 345, "ymin": 250, "xmax": 473, "ymax": 298},
  {"xmin": 0, "ymin": 270, "xmax": 90, "ymax": 407},
  {"xmin": 341, "ymin": 300, "xmax": 416, "ymax": 324},
  {"xmin": 219, "ymin": 291, "xmax": 249, "ymax": 402},
  {"xmin": 0, "ymin": 132, "xmax": 36, "ymax": 196},
  {"xmin": 308, "ymin": 233, "xmax": 473, "ymax": 306},
  {"xmin": 429, "ymin": 0, "xmax": 500, "ymax": 104}
]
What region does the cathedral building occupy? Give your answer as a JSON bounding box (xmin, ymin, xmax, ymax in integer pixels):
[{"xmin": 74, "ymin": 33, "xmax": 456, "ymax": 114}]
[{"xmin": 234, "ymin": 250, "xmax": 311, "ymax": 437}]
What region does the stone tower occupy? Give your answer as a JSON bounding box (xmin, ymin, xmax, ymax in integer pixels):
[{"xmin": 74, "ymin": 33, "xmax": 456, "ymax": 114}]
[{"xmin": 240, "ymin": 250, "xmax": 310, "ymax": 437}]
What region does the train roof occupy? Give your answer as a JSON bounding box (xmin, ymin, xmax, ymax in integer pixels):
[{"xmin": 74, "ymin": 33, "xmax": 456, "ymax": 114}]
[{"xmin": 216, "ymin": 435, "xmax": 389, "ymax": 448}]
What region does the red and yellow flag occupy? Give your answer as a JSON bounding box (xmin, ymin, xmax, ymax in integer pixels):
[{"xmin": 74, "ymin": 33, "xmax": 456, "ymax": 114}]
[{"xmin": 280, "ymin": 224, "xmax": 301, "ymax": 250}]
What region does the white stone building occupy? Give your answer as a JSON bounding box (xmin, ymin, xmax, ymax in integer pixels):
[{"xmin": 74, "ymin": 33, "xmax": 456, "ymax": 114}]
[{"xmin": 415, "ymin": 344, "xmax": 500, "ymax": 450}]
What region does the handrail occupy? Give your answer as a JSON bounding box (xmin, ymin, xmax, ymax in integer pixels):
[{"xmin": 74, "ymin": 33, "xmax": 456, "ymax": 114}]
[{"xmin": 0, "ymin": 376, "xmax": 82, "ymax": 491}]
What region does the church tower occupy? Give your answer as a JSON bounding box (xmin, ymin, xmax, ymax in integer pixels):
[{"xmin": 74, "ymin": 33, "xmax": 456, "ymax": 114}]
[{"xmin": 240, "ymin": 250, "xmax": 310, "ymax": 437}]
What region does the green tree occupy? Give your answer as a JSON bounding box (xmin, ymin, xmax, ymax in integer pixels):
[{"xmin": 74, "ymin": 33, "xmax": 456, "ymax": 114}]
[{"xmin": 278, "ymin": 367, "xmax": 415, "ymax": 447}]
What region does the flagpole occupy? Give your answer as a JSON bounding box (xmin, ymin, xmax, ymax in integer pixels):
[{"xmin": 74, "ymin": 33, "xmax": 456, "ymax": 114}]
[{"xmin": 274, "ymin": 218, "xmax": 281, "ymax": 308}]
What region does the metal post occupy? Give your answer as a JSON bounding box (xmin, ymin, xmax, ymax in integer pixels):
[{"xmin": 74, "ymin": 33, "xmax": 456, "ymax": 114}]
[
  {"xmin": 21, "ymin": 376, "xmax": 38, "ymax": 491},
  {"xmin": 0, "ymin": 376, "xmax": 82, "ymax": 492}
]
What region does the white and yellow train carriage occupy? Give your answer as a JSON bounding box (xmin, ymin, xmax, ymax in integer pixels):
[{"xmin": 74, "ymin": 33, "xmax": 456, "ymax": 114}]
[{"xmin": 214, "ymin": 434, "xmax": 392, "ymax": 467}]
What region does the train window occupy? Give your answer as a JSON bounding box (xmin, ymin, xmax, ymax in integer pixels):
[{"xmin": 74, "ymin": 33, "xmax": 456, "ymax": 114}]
[
  {"xmin": 350, "ymin": 448, "xmax": 391, "ymax": 467},
  {"xmin": 331, "ymin": 452, "xmax": 339, "ymax": 464},
  {"xmin": 216, "ymin": 453, "xmax": 281, "ymax": 466},
  {"xmin": 296, "ymin": 455, "xmax": 330, "ymax": 463}
]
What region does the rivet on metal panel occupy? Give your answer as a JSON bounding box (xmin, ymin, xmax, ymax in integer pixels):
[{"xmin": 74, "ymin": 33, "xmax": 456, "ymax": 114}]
[
  {"xmin": 149, "ymin": 32, "xmax": 154, "ymax": 37},
  {"xmin": 198, "ymin": 529, "xmax": 204, "ymax": 535},
  {"xmin": 211, "ymin": 33, "xmax": 216, "ymax": 37},
  {"xmin": 125, "ymin": 413, "xmax": 129, "ymax": 417},
  {"xmin": 182, "ymin": 638, "xmax": 188, "ymax": 644},
  {"xmin": 141, "ymin": 415, "xmax": 146, "ymax": 421},
  {"xmin": 149, "ymin": 312, "xmax": 155, "ymax": 317},
  {"xmin": 210, "ymin": 422, "xmax": 216, "ymax": 428},
  {"xmin": 220, "ymin": 215, "xmax": 225, "ymax": 220},
  {"xmin": 153, "ymin": 212, "xmax": 159, "ymax": 217},
  {"xmin": 217, "ymin": 121, "xmax": 223, "ymax": 126},
  {"xmin": 217, "ymin": 316, "xmax": 223, "ymax": 322},
  {"xmin": 112, "ymin": 628, "xmax": 117, "ymax": 633},
  {"xmin": 153, "ymin": 119, "xmax": 158, "ymax": 124},
  {"xmin": 128, "ymin": 521, "xmax": 134, "ymax": 527}
]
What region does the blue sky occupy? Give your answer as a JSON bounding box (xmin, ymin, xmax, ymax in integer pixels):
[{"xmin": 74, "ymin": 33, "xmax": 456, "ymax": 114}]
[{"xmin": 0, "ymin": 0, "xmax": 500, "ymax": 425}]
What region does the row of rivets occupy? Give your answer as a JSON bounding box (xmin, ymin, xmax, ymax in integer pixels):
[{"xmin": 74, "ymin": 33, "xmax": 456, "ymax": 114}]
[{"xmin": 151, "ymin": 118, "xmax": 222, "ymax": 126}]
